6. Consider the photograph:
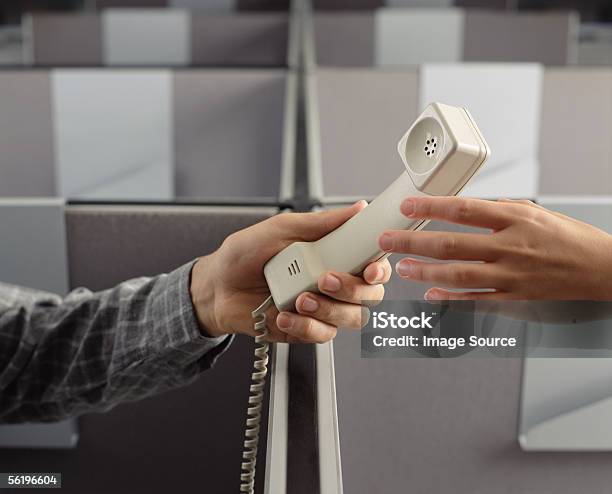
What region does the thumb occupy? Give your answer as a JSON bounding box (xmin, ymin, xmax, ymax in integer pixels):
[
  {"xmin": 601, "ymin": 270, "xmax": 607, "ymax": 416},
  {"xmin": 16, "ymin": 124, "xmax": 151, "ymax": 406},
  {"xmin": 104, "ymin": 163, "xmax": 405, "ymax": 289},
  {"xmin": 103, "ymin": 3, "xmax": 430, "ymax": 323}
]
[{"xmin": 292, "ymin": 200, "xmax": 368, "ymax": 241}]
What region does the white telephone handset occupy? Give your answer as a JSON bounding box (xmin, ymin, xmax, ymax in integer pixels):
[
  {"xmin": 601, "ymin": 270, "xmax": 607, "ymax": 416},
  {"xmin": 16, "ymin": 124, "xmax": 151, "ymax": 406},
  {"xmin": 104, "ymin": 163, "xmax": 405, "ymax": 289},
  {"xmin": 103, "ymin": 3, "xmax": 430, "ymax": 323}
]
[
  {"xmin": 265, "ymin": 102, "xmax": 490, "ymax": 311},
  {"xmin": 240, "ymin": 102, "xmax": 490, "ymax": 493}
]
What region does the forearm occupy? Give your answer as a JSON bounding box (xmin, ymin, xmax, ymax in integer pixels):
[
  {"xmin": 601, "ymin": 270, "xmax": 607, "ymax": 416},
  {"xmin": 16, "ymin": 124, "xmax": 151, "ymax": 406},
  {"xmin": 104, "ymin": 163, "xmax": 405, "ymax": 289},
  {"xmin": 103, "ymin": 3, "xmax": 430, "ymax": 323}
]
[{"xmin": 0, "ymin": 262, "xmax": 231, "ymax": 423}]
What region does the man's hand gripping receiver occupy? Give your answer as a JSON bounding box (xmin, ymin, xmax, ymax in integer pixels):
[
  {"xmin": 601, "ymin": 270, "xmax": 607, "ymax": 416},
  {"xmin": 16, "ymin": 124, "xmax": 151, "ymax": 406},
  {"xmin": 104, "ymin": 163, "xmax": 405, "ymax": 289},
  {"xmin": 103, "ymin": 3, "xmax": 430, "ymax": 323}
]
[{"xmin": 265, "ymin": 102, "xmax": 491, "ymax": 311}]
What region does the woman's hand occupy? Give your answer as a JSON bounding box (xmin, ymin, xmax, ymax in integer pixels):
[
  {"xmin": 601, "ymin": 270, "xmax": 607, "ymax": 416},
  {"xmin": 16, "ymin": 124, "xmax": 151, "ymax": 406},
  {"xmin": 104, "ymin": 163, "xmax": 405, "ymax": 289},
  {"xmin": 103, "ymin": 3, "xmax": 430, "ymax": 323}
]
[
  {"xmin": 191, "ymin": 201, "xmax": 391, "ymax": 343},
  {"xmin": 379, "ymin": 197, "xmax": 612, "ymax": 301}
]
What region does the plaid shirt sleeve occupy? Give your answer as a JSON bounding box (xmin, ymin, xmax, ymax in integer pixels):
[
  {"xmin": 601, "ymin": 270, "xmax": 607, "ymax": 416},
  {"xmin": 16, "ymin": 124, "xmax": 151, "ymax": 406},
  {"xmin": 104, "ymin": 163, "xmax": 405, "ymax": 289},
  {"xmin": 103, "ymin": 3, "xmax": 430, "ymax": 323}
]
[{"xmin": 0, "ymin": 261, "xmax": 233, "ymax": 423}]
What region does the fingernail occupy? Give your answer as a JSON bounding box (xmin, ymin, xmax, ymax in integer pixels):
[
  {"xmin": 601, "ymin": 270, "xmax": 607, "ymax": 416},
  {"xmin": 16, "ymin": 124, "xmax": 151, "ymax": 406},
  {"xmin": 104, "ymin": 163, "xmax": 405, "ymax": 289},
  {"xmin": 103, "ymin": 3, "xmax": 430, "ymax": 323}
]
[
  {"xmin": 396, "ymin": 260, "xmax": 414, "ymax": 277},
  {"xmin": 353, "ymin": 200, "xmax": 368, "ymax": 208},
  {"xmin": 424, "ymin": 290, "xmax": 437, "ymax": 301},
  {"xmin": 372, "ymin": 265, "xmax": 384, "ymax": 283},
  {"xmin": 300, "ymin": 295, "xmax": 319, "ymax": 313},
  {"xmin": 277, "ymin": 312, "xmax": 294, "ymax": 331},
  {"xmin": 379, "ymin": 233, "xmax": 393, "ymax": 252},
  {"xmin": 322, "ymin": 273, "xmax": 342, "ymax": 292},
  {"xmin": 401, "ymin": 199, "xmax": 416, "ymax": 217}
]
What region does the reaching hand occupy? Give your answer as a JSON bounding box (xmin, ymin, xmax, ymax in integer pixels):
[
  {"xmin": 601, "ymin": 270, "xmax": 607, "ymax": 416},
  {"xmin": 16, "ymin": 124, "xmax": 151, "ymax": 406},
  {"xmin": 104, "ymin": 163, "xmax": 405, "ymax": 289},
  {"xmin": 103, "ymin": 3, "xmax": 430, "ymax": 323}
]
[{"xmin": 379, "ymin": 197, "xmax": 612, "ymax": 301}]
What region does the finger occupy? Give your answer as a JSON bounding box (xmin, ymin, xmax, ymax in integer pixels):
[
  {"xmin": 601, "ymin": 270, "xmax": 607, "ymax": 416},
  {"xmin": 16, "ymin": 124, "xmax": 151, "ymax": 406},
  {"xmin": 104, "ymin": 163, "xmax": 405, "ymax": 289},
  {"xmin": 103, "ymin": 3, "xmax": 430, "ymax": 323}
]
[
  {"xmin": 363, "ymin": 258, "xmax": 392, "ymax": 284},
  {"xmin": 318, "ymin": 271, "xmax": 385, "ymax": 305},
  {"xmin": 401, "ymin": 196, "xmax": 516, "ymax": 231},
  {"xmin": 276, "ymin": 312, "xmax": 338, "ymax": 344},
  {"xmin": 424, "ymin": 287, "xmax": 515, "ymax": 302},
  {"xmin": 379, "ymin": 230, "xmax": 498, "ymax": 261},
  {"xmin": 295, "ymin": 292, "xmax": 368, "ymax": 330},
  {"xmin": 499, "ymin": 198, "xmax": 584, "ymax": 226},
  {"xmin": 282, "ymin": 200, "xmax": 368, "ymax": 241},
  {"xmin": 395, "ymin": 258, "xmax": 502, "ymax": 289}
]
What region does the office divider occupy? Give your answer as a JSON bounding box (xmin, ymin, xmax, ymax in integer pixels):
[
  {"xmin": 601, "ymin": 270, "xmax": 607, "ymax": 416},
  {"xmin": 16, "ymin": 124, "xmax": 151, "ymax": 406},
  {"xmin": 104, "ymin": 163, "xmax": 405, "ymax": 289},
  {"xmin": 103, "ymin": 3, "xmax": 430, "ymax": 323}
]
[
  {"xmin": 462, "ymin": 10, "xmax": 579, "ymax": 65},
  {"xmin": 0, "ymin": 199, "xmax": 78, "ymax": 449},
  {"xmin": 311, "ymin": 8, "xmax": 578, "ymax": 68},
  {"xmin": 23, "ymin": 11, "xmax": 290, "ymax": 67},
  {"xmin": 578, "ymin": 24, "xmax": 612, "ymax": 66},
  {"xmin": 52, "ymin": 70, "xmax": 175, "ymax": 201},
  {"xmin": 539, "ymin": 68, "xmax": 612, "ymax": 195},
  {"xmin": 102, "ymin": 9, "xmax": 191, "ymax": 66},
  {"xmin": 375, "ymin": 8, "xmax": 465, "ymax": 66},
  {"xmin": 0, "ymin": 72, "xmax": 55, "ymax": 197},
  {"xmin": 0, "ymin": 204, "xmax": 280, "ymax": 493},
  {"xmin": 520, "ymin": 198, "xmax": 612, "ymax": 451},
  {"xmin": 22, "ymin": 14, "xmax": 103, "ymax": 66},
  {"xmin": 420, "ymin": 63, "xmax": 542, "ymax": 199},
  {"xmin": 0, "ymin": 68, "xmax": 296, "ymax": 203}
]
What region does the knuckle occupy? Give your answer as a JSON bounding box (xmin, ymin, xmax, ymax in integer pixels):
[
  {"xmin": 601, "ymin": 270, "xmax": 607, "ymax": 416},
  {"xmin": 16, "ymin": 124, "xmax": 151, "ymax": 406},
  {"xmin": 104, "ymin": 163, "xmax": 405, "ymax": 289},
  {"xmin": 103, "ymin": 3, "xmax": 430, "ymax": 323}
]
[
  {"xmin": 438, "ymin": 235, "xmax": 458, "ymax": 259},
  {"xmin": 454, "ymin": 200, "xmax": 471, "ymax": 223},
  {"xmin": 449, "ymin": 265, "xmax": 470, "ymax": 286},
  {"xmin": 302, "ymin": 318, "xmax": 318, "ymax": 341},
  {"xmin": 344, "ymin": 280, "xmax": 360, "ymax": 301}
]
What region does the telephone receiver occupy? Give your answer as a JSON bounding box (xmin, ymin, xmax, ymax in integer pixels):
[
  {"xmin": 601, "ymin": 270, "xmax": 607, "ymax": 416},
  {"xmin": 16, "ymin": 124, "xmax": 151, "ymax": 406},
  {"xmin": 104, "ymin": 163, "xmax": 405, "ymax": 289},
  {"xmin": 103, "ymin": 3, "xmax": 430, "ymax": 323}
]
[
  {"xmin": 264, "ymin": 102, "xmax": 491, "ymax": 311},
  {"xmin": 240, "ymin": 102, "xmax": 490, "ymax": 494}
]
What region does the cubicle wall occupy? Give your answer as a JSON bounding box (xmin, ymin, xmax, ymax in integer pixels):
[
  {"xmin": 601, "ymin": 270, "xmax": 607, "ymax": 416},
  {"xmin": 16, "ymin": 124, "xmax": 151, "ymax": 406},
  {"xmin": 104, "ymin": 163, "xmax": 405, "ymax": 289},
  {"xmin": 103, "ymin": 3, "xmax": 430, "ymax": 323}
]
[
  {"xmin": 307, "ymin": 65, "xmax": 543, "ymax": 201},
  {"xmin": 0, "ymin": 200, "xmax": 78, "ymax": 449},
  {"xmin": 0, "ymin": 68, "xmax": 294, "ymax": 202},
  {"xmin": 313, "ymin": 9, "xmax": 579, "ymax": 67},
  {"xmin": 0, "ymin": 204, "xmax": 279, "ymax": 494},
  {"xmin": 23, "ymin": 11, "xmax": 289, "ymax": 67},
  {"xmin": 520, "ymin": 198, "xmax": 612, "ymax": 451},
  {"xmin": 305, "ymin": 9, "xmax": 612, "ymax": 203}
]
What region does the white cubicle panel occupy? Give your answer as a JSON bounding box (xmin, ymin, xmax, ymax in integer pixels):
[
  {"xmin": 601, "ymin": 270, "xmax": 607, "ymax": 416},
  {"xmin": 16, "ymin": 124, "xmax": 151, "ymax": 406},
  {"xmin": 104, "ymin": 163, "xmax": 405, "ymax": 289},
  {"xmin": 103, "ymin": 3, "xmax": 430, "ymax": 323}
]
[
  {"xmin": 520, "ymin": 199, "xmax": 612, "ymax": 451},
  {"xmin": 23, "ymin": 14, "xmax": 103, "ymax": 66},
  {"xmin": 313, "ymin": 13, "xmax": 375, "ymax": 67},
  {"xmin": 314, "ymin": 69, "xmax": 419, "ymax": 200},
  {"xmin": 102, "ymin": 9, "xmax": 191, "ymax": 66},
  {"xmin": 52, "ymin": 70, "xmax": 174, "ymax": 201},
  {"xmin": 374, "ymin": 8, "xmax": 464, "ymax": 67},
  {"xmin": 420, "ymin": 63, "xmax": 542, "ymax": 199},
  {"xmin": 463, "ymin": 11, "xmax": 578, "ymax": 66},
  {"xmin": 539, "ymin": 69, "xmax": 612, "ymax": 195},
  {"xmin": 173, "ymin": 70, "xmax": 285, "ymax": 199},
  {"xmin": 0, "ymin": 199, "xmax": 77, "ymax": 449},
  {"xmin": 0, "ymin": 72, "xmax": 55, "ymax": 197}
]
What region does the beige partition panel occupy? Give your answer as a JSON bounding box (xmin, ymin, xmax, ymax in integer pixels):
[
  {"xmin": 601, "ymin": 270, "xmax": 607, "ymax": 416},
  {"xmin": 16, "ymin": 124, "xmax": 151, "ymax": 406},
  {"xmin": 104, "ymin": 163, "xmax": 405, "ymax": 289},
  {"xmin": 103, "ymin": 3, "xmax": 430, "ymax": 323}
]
[
  {"xmin": 191, "ymin": 13, "xmax": 288, "ymax": 66},
  {"xmin": 0, "ymin": 72, "xmax": 55, "ymax": 197},
  {"xmin": 539, "ymin": 68, "xmax": 612, "ymax": 195},
  {"xmin": 313, "ymin": 13, "xmax": 375, "ymax": 67},
  {"xmin": 173, "ymin": 70, "xmax": 286, "ymax": 200},
  {"xmin": 23, "ymin": 14, "xmax": 103, "ymax": 66},
  {"xmin": 315, "ymin": 68, "xmax": 419, "ymax": 200},
  {"xmin": 463, "ymin": 11, "xmax": 578, "ymax": 66}
]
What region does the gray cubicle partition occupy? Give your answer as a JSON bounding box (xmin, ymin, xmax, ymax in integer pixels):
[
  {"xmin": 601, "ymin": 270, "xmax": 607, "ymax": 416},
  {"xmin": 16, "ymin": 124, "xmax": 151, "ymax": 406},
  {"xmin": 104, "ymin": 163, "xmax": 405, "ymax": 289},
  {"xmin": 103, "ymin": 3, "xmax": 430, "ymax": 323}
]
[
  {"xmin": 0, "ymin": 71, "xmax": 55, "ymax": 197},
  {"xmin": 578, "ymin": 24, "xmax": 612, "ymax": 66},
  {"xmin": 310, "ymin": 9, "xmax": 578, "ymax": 68},
  {"xmin": 23, "ymin": 11, "xmax": 290, "ymax": 68},
  {"xmin": 22, "ymin": 14, "xmax": 103, "ymax": 66},
  {"xmin": 462, "ymin": 10, "xmax": 579, "ymax": 65},
  {"xmin": 313, "ymin": 13, "xmax": 375, "ymax": 67},
  {"xmin": 0, "ymin": 204, "xmax": 280, "ymax": 493},
  {"xmin": 174, "ymin": 70, "xmax": 288, "ymax": 200},
  {"xmin": 539, "ymin": 68, "xmax": 612, "ymax": 195},
  {"xmin": 0, "ymin": 199, "xmax": 78, "ymax": 449},
  {"xmin": 306, "ymin": 64, "xmax": 542, "ymax": 202},
  {"xmin": 520, "ymin": 198, "xmax": 612, "ymax": 451},
  {"xmin": 0, "ymin": 68, "xmax": 296, "ymax": 203},
  {"xmin": 191, "ymin": 13, "xmax": 289, "ymax": 66}
]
